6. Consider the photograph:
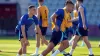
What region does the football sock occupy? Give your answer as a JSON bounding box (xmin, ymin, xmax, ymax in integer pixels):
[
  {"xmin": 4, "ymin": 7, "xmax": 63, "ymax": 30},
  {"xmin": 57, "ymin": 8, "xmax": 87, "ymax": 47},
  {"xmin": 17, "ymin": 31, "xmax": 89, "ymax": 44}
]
[
  {"xmin": 39, "ymin": 54, "xmax": 43, "ymax": 56},
  {"xmin": 69, "ymin": 36, "xmax": 75, "ymax": 46},
  {"xmin": 81, "ymin": 41, "xmax": 85, "ymax": 46},
  {"xmin": 35, "ymin": 47, "xmax": 39, "ymax": 54},
  {"xmin": 69, "ymin": 49, "xmax": 74, "ymax": 55},
  {"xmin": 16, "ymin": 54, "xmax": 21, "ymax": 56},
  {"xmin": 51, "ymin": 49, "xmax": 60, "ymax": 56},
  {"xmin": 89, "ymin": 48, "xmax": 93, "ymax": 55},
  {"xmin": 22, "ymin": 54, "xmax": 26, "ymax": 56}
]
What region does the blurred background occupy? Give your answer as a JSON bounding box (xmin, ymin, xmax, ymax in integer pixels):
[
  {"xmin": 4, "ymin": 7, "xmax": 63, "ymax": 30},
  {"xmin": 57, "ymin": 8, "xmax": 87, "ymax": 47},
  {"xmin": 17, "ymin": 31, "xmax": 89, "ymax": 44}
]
[{"xmin": 0, "ymin": 0, "xmax": 100, "ymax": 37}]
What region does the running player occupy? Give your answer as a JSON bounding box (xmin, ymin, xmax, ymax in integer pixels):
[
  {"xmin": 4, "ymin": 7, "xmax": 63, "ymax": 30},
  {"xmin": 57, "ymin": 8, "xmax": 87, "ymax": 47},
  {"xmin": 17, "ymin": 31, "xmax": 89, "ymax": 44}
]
[
  {"xmin": 67, "ymin": 0, "xmax": 94, "ymax": 56},
  {"xmin": 31, "ymin": 0, "xmax": 49, "ymax": 56},
  {"xmin": 61, "ymin": 3, "xmax": 79, "ymax": 56},
  {"xmin": 39, "ymin": 1, "xmax": 74, "ymax": 56},
  {"xmin": 16, "ymin": 5, "xmax": 41, "ymax": 56},
  {"xmin": 69, "ymin": 3, "xmax": 85, "ymax": 47}
]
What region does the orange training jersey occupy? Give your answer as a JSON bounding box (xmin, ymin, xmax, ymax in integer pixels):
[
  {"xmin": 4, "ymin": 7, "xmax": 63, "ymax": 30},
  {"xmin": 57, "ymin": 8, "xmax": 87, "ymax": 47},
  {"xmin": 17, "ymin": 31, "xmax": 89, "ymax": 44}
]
[
  {"xmin": 61, "ymin": 8, "xmax": 72, "ymax": 32},
  {"xmin": 38, "ymin": 6, "xmax": 49, "ymax": 27}
]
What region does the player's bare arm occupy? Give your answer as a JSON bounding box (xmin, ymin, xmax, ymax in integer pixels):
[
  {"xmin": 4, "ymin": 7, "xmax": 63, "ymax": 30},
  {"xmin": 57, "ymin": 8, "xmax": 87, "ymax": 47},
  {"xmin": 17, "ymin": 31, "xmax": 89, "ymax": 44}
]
[
  {"xmin": 21, "ymin": 25, "xmax": 29, "ymax": 46},
  {"xmin": 37, "ymin": 7, "xmax": 40, "ymax": 19},
  {"xmin": 68, "ymin": 17, "xmax": 78, "ymax": 22},
  {"xmin": 36, "ymin": 25, "xmax": 41, "ymax": 35},
  {"xmin": 51, "ymin": 13, "xmax": 59, "ymax": 31}
]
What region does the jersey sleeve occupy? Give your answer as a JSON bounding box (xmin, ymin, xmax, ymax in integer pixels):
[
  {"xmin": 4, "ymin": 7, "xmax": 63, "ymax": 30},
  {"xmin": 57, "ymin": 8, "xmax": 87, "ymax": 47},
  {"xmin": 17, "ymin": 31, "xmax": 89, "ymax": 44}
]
[
  {"xmin": 55, "ymin": 9, "xmax": 64, "ymax": 27},
  {"xmin": 55, "ymin": 9, "xmax": 63, "ymax": 16},
  {"xmin": 33, "ymin": 16, "xmax": 39, "ymax": 25},
  {"xmin": 20, "ymin": 15, "xmax": 26, "ymax": 25}
]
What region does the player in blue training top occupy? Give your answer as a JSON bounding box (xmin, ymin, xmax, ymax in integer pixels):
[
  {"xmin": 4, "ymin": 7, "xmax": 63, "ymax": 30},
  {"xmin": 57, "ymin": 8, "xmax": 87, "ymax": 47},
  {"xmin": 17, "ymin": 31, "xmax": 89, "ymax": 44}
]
[
  {"xmin": 39, "ymin": 1, "xmax": 74, "ymax": 56},
  {"xmin": 67, "ymin": 0, "xmax": 94, "ymax": 56},
  {"xmin": 16, "ymin": 5, "xmax": 41, "ymax": 56}
]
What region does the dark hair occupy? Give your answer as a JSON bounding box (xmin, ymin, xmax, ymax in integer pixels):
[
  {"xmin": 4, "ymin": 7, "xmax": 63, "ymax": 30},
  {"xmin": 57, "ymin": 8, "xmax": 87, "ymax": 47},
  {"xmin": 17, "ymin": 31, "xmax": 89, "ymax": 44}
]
[
  {"xmin": 38, "ymin": 0, "xmax": 44, "ymax": 2},
  {"xmin": 77, "ymin": 0, "xmax": 83, "ymax": 3},
  {"xmin": 28, "ymin": 5, "xmax": 35, "ymax": 9},
  {"xmin": 65, "ymin": 0, "xmax": 74, "ymax": 6}
]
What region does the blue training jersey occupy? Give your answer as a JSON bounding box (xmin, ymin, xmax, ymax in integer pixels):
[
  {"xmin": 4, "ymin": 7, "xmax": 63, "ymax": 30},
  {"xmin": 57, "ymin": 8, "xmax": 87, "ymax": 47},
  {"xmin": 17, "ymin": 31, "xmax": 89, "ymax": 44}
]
[
  {"xmin": 54, "ymin": 9, "xmax": 64, "ymax": 29},
  {"xmin": 78, "ymin": 5, "xmax": 88, "ymax": 28},
  {"xmin": 16, "ymin": 14, "xmax": 38, "ymax": 31}
]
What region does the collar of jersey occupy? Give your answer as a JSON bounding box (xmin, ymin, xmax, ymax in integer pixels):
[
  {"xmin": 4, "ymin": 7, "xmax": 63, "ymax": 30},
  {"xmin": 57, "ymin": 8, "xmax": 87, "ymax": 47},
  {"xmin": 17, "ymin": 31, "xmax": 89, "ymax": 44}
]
[{"xmin": 28, "ymin": 18, "xmax": 34, "ymax": 20}]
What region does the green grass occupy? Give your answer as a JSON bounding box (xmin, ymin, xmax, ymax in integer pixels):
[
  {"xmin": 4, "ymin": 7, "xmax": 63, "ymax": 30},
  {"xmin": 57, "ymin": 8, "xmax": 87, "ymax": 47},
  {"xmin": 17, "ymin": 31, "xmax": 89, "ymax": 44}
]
[{"xmin": 0, "ymin": 36, "xmax": 100, "ymax": 56}]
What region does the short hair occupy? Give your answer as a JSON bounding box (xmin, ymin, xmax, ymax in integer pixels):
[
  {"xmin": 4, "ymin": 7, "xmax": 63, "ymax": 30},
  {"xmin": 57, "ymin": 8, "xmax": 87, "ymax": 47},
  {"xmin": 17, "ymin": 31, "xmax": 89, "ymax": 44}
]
[
  {"xmin": 77, "ymin": 0, "xmax": 83, "ymax": 3},
  {"xmin": 28, "ymin": 5, "xmax": 35, "ymax": 9},
  {"xmin": 65, "ymin": 0, "xmax": 74, "ymax": 6},
  {"xmin": 38, "ymin": 0, "xmax": 44, "ymax": 2}
]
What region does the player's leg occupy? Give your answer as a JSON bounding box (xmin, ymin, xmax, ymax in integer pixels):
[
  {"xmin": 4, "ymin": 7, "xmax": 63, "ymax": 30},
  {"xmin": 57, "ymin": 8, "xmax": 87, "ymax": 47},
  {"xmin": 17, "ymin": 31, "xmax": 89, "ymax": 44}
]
[
  {"xmin": 21, "ymin": 30, "xmax": 29, "ymax": 56},
  {"xmin": 41, "ymin": 27, "xmax": 48, "ymax": 45},
  {"xmin": 31, "ymin": 26, "xmax": 43, "ymax": 56},
  {"xmin": 68, "ymin": 35, "xmax": 80, "ymax": 56},
  {"xmin": 52, "ymin": 30, "xmax": 68, "ymax": 56},
  {"xmin": 39, "ymin": 31, "xmax": 62, "ymax": 56},
  {"xmin": 18, "ymin": 48, "xmax": 22, "ymax": 55},
  {"xmin": 80, "ymin": 28, "xmax": 94, "ymax": 56},
  {"xmin": 16, "ymin": 47, "xmax": 22, "ymax": 56},
  {"xmin": 82, "ymin": 36, "xmax": 94, "ymax": 56},
  {"xmin": 69, "ymin": 36, "xmax": 75, "ymax": 46},
  {"xmin": 68, "ymin": 27, "xmax": 88, "ymax": 56},
  {"xmin": 80, "ymin": 41, "xmax": 85, "ymax": 47},
  {"xmin": 21, "ymin": 38, "xmax": 28, "ymax": 56},
  {"xmin": 31, "ymin": 34, "xmax": 40, "ymax": 56},
  {"xmin": 17, "ymin": 38, "xmax": 27, "ymax": 56},
  {"xmin": 16, "ymin": 31, "xmax": 23, "ymax": 56},
  {"xmin": 51, "ymin": 40, "xmax": 69, "ymax": 56},
  {"xmin": 69, "ymin": 27, "xmax": 75, "ymax": 46},
  {"xmin": 39, "ymin": 42, "xmax": 55, "ymax": 56},
  {"xmin": 17, "ymin": 42, "xmax": 23, "ymax": 56},
  {"xmin": 41, "ymin": 36, "xmax": 48, "ymax": 45}
]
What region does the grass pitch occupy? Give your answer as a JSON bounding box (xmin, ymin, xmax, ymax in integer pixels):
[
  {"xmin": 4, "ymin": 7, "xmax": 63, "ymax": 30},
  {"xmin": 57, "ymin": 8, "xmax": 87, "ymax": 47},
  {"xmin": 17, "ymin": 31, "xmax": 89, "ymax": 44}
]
[{"xmin": 0, "ymin": 36, "xmax": 100, "ymax": 56}]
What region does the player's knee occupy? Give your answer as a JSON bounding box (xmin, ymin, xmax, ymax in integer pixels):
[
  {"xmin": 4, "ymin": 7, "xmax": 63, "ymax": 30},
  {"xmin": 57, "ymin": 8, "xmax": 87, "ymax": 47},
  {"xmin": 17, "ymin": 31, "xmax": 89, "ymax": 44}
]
[
  {"xmin": 64, "ymin": 42, "xmax": 69, "ymax": 48},
  {"xmin": 22, "ymin": 43, "xmax": 28, "ymax": 47},
  {"xmin": 48, "ymin": 46, "xmax": 53, "ymax": 50},
  {"xmin": 62, "ymin": 40, "xmax": 69, "ymax": 48}
]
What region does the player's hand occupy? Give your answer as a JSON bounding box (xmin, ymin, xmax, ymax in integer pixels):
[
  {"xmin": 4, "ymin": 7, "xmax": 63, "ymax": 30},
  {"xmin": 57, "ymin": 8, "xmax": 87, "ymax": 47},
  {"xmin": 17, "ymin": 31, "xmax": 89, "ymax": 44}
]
[
  {"xmin": 25, "ymin": 40, "xmax": 30, "ymax": 46},
  {"xmin": 68, "ymin": 20, "xmax": 72, "ymax": 22},
  {"xmin": 38, "ymin": 30, "xmax": 42, "ymax": 35},
  {"xmin": 37, "ymin": 27, "xmax": 42, "ymax": 35},
  {"xmin": 55, "ymin": 25, "xmax": 59, "ymax": 31},
  {"xmin": 83, "ymin": 25, "xmax": 87, "ymax": 30},
  {"xmin": 24, "ymin": 38, "xmax": 30, "ymax": 46}
]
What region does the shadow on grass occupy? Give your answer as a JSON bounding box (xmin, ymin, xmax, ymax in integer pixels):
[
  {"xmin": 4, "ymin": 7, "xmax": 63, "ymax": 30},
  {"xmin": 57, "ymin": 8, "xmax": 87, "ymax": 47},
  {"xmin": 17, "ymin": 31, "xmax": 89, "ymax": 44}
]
[
  {"xmin": 0, "ymin": 36, "xmax": 51, "ymax": 40},
  {"xmin": 1, "ymin": 51, "xmax": 32, "ymax": 54},
  {"xmin": 81, "ymin": 54, "xmax": 100, "ymax": 56}
]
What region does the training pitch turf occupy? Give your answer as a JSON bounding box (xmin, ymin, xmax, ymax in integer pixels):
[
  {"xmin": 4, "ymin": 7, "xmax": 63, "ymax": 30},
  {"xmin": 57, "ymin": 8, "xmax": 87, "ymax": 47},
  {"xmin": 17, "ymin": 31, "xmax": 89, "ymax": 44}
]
[{"xmin": 0, "ymin": 36, "xmax": 100, "ymax": 56}]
